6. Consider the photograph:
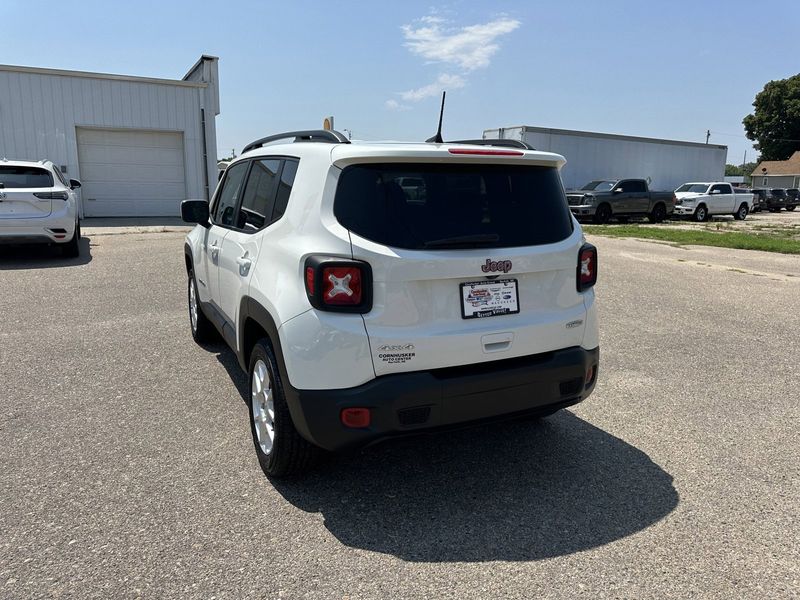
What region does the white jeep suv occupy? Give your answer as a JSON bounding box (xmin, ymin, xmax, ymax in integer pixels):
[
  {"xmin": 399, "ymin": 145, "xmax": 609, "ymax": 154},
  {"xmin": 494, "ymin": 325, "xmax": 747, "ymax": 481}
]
[
  {"xmin": 182, "ymin": 130, "xmax": 599, "ymax": 477},
  {"xmin": 0, "ymin": 159, "xmax": 82, "ymax": 257}
]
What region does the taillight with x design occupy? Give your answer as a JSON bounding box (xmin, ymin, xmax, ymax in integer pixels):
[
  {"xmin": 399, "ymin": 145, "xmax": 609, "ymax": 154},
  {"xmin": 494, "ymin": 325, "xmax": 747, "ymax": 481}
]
[{"xmin": 304, "ymin": 256, "xmax": 373, "ymax": 313}]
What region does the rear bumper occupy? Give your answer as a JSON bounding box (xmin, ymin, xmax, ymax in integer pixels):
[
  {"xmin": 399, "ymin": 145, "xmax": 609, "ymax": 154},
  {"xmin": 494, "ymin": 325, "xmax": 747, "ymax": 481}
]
[
  {"xmin": 0, "ymin": 215, "xmax": 76, "ymax": 244},
  {"xmin": 0, "ymin": 203, "xmax": 75, "ymax": 244},
  {"xmin": 284, "ymin": 346, "xmax": 599, "ymax": 451}
]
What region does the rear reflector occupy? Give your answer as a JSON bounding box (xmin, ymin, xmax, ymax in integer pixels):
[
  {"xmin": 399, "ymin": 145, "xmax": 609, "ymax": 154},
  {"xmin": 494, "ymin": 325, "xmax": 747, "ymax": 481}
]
[
  {"xmin": 448, "ymin": 148, "xmax": 524, "ymax": 156},
  {"xmin": 577, "ymin": 243, "xmax": 598, "ymax": 292},
  {"xmin": 585, "ymin": 365, "xmax": 596, "ymax": 388},
  {"xmin": 305, "ymin": 267, "xmax": 315, "ymax": 295},
  {"xmin": 341, "ymin": 408, "xmax": 371, "ymax": 428}
]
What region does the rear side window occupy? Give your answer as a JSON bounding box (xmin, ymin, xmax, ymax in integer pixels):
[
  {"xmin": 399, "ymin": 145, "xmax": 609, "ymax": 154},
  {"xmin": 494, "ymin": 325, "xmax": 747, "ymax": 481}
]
[
  {"xmin": 212, "ymin": 161, "xmax": 248, "ymax": 226},
  {"xmin": 0, "ymin": 166, "xmax": 53, "ymax": 188},
  {"xmin": 620, "ymin": 180, "xmax": 646, "ymax": 193},
  {"xmin": 272, "ymin": 159, "xmax": 298, "ymax": 221},
  {"xmin": 334, "ymin": 163, "xmax": 573, "ymax": 249},
  {"xmin": 238, "ymin": 159, "xmax": 281, "ymax": 231}
]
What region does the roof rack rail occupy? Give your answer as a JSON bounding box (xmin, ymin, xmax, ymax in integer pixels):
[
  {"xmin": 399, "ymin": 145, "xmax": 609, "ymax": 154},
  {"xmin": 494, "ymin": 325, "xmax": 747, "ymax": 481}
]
[
  {"xmin": 242, "ymin": 129, "xmax": 350, "ymax": 154},
  {"xmin": 448, "ymin": 138, "xmax": 536, "ymax": 151}
]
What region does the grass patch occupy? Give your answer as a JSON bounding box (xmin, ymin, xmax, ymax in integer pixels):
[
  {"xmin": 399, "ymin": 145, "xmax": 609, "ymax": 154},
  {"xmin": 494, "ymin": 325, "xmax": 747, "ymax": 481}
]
[{"xmin": 583, "ymin": 225, "xmax": 800, "ymax": 254}]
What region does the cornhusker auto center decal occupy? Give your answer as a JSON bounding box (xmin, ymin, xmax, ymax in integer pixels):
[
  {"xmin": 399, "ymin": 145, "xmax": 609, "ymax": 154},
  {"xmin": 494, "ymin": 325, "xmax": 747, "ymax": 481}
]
[{"xmin": 377, "ymin": 344, "xmax": 416, "ymax": 364}]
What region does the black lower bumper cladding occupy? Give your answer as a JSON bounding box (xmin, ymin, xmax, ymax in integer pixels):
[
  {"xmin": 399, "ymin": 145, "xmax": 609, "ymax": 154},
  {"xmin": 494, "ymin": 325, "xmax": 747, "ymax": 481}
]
[{"xmin": 284, "ymin": 346, "xmax": 599, "ymax": 451}]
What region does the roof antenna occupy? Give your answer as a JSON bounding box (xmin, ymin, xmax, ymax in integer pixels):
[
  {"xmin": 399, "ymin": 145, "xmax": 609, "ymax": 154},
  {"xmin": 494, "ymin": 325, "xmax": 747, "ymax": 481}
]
[{"xmin": 426, "ymin": 91, "xmax": 446, "ymax": 143}]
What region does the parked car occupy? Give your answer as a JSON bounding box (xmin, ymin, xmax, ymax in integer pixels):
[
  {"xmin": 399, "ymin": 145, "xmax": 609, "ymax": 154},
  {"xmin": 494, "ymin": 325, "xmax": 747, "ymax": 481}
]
[
  {"xmin": 566, "ymin": 179, "xmax": 675, "ymax": 224},
  {"xmin": 181, "ymin": 130, "xmax": 600, "ymax": 477},
  {"xmin": 785, "ymin": 188, "xmax": 798, "ymax": 211},
  {"xmin": 673, "ymin": 182, "xmax": 753, "ymax": 221},
  {"xmin": 0, "ymin": 159, "xmax": 82, "ymax": 257},
  {"xmin": 767, "ymin": 189, "xmax": 788, "ymax": 212},
  {"xmin": 750, "ymin": 189, "xmax": 768, "ymax": 212}
]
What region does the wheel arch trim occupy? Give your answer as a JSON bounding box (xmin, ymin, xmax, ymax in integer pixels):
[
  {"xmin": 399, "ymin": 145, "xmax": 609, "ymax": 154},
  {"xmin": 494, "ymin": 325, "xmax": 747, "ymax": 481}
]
[{"xmin": 238, "ymin": 296, "xmax": 316, "ymax": 443}]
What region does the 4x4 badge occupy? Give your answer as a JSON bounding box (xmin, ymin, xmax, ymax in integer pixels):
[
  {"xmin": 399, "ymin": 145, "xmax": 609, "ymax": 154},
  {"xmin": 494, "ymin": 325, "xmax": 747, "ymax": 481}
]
[{"xmin": 481, "ymin": 259, "xmax": 512, "ymax": 274}]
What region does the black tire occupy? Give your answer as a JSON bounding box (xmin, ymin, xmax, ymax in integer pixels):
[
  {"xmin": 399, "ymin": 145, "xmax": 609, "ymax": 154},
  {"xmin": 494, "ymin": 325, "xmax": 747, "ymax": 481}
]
[
  {"xmin": 62, "ymin": 220, "xmax": 81, "ymax": 258},
  {"xmin": 787, "ymin": 205, "xmax": 796, "ymax": 212},
  {"xmin": 733, "ymin": 204, "xmax": 748, "ymax": 221},
  {"xmin": 187, "ymin": 273, "xmax": 216, "ymax": 344},
  {"xmin": 593, "ymin": 203, "xmax": 612, "ymax": 224},
  {"xmin": 248, "ymin": 339, "xmax": 319, "ymax": 478},
  {"xmin": 693, "ymin": 205, "xmax": 708, "ymax": 222},
  {"xmin": 648, "ymin": 203, "xmax": 667, "ymax": 223}
]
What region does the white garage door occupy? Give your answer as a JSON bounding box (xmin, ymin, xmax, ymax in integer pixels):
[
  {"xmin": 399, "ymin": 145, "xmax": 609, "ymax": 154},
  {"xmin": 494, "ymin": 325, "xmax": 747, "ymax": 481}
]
[{"xmin": 76, "ymin": 128, "xmax": 186, "ymax": 217}]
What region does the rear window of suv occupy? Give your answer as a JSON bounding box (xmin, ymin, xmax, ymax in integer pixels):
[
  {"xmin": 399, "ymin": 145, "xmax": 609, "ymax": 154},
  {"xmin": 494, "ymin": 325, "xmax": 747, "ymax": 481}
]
[
  {"xmin": 0, "ymin": 166, "xmax": 53, "ymax": 188},
  {"xmin": 334, "ymin": 163, "xmax": 573, "ymax": 249}
]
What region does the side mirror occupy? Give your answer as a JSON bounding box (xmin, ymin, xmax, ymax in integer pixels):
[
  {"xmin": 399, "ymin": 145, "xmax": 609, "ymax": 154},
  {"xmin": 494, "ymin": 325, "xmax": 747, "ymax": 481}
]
[
  {"xmin": 69, "ymin": 179, "xmax": 81, "ymax": 189},
  {"xmin": 613, "ymin": 188, "xmax": 623, "ymax": 193},
  {"xmin": 710, "ymin": 189, "xmax": 720, "ymax": 195},
  {"xmin": 181, "ymin": 199, "xmax": 210, "ymax": 226}
]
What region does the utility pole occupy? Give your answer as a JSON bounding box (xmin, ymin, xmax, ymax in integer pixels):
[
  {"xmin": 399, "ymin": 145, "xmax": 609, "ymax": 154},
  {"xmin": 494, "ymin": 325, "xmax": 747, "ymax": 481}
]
[
  {"xmin": 706, "ymin": 130, "xmax": 711, "ymax": 144},
  {"xmin": 742, "ymin": 150, "xmax": 747, "ymax": 184}
]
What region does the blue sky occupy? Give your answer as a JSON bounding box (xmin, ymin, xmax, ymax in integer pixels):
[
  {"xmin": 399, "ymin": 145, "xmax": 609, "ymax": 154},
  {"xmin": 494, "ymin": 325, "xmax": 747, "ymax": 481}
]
[{"xmin": 4, "ymin": 0, "xmax": 799, "ymax": 164}]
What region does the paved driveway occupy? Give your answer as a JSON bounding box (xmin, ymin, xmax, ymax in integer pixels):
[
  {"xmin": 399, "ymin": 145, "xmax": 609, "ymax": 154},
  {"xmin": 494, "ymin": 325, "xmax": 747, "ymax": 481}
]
[{"xmin": 0, "ymin": 232, "xmax": 797, "ymax": 598}]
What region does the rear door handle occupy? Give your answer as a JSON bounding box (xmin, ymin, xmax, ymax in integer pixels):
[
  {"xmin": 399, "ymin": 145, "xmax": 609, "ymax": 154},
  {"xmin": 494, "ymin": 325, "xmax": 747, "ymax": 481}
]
[{"xmin": 236, "ymin": 252, "xmax": 252, "ymax": 275}]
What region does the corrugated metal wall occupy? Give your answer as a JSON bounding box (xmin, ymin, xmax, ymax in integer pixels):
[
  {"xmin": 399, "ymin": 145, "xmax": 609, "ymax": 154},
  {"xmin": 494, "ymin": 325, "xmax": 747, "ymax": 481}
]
[
  {"xmin": 0, "ymin": 69, "xmax": 210, "ymax": 215},
  {"xmin": 485, "ymin": 126, "xmax": 727, "ymax": 191}
]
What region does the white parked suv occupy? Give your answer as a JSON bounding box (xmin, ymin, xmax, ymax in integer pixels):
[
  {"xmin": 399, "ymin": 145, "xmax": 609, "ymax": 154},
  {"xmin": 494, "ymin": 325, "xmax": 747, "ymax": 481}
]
[
  {"xmin": 0, "ymin": 159, "xmax": 82, "ymax": 257},
  {"xmin": 181, "ymin": 130, "xmax": 600, "ymax": 477}
]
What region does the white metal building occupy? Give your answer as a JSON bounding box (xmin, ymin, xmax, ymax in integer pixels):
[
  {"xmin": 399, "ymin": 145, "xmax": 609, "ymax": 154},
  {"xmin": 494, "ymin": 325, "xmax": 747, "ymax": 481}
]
[
  {"xmin": 483, "ymin": 125, "xmax": 727, "ymax": 191},
  {"xmin": 0, "ymin": 55, "xmax": 219, "ymax": 217}
]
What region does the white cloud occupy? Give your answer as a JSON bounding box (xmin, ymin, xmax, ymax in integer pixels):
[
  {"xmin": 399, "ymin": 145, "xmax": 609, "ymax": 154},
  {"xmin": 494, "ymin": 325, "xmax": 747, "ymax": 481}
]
[
  {"xmin": 399, "ymin": 73, "xmax": 465, "ymax": 102},
  {"xmin": 401, "ymin": 16, "xmax": 520, "ymax": 72},
  {"xmin": 385, "ymin": 99, "xmax": 411, "ymax": 111},
  {"xmin": 385, "ymin": 14, "xmax": 519, "ymax": 110}
]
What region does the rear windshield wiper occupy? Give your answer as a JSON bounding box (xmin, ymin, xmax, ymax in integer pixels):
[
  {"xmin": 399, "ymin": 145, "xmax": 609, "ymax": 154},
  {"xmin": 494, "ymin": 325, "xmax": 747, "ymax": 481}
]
[{"xmin": 423, "ymin": 233, "xmax": 500, "ymax": 248}]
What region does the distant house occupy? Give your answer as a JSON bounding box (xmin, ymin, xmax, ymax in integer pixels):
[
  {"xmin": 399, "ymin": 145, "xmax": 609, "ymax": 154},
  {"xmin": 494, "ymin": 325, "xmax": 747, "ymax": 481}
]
[{"xmin": 751, "ymin": 151, "xmax": 800, "ymax": 188}]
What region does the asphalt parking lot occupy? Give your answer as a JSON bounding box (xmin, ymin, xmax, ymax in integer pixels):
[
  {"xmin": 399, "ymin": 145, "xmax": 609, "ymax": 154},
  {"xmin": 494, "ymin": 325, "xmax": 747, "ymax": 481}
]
[{"xmin": 1, "ymin": 230, "xmax": 798, "ymax": 598}]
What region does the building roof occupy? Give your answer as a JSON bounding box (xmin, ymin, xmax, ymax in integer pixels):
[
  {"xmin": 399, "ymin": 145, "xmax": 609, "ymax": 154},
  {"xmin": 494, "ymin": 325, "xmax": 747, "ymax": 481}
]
[
  {"xmin": 0, "ymin": 63, "xmax": 206, "ymax": 88},
  {"xmin": 484, "ymin": 125, "xmax": 727, "ymax": 151},
  {"xmin": 751, "ymin": 151, "xmax": 800, "ymax": 176}
]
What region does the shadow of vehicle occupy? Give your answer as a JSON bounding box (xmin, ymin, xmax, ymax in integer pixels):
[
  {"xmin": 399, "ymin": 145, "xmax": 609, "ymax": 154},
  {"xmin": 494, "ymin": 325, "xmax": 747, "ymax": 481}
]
[
  {"xmin": 0, "ymin": 237, "xmax": 92, "ymax": 269},
  {"xmin": 211, "ymin": 344, "xmax": 678, "ymax": 563}
]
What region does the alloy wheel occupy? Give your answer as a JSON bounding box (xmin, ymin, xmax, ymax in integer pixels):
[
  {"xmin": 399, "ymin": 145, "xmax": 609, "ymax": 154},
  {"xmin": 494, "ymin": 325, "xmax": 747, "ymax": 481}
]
[{"xmin": 251, "ymin": 359, "xmax": 276, "ymax": 455}]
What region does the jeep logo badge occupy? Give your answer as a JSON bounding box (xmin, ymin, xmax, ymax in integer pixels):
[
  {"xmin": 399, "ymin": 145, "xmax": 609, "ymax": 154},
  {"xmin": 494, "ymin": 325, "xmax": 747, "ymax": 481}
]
[{"xmin": 481, "ymin": 259, "xmax": 512, "ymax": 274}]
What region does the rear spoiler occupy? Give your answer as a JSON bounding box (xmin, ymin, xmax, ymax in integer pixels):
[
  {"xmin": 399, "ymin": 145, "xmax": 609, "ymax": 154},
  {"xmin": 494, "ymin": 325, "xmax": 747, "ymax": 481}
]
[{"xmin": 449, "ymin": 139, "xmax": 535, "ymax": 151}]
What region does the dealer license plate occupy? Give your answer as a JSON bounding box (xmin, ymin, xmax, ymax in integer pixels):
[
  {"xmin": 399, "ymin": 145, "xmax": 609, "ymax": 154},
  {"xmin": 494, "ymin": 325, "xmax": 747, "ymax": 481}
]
[{"xmin": 460, "ymin": 279, "xmax": 519, "ymax": 319}]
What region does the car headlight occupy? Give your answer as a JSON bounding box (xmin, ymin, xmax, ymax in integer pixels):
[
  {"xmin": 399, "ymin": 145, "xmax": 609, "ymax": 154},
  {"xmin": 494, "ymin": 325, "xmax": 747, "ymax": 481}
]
[{"xmin": 583, "ymin": 194, "xmax": 595, "ymax": 206}]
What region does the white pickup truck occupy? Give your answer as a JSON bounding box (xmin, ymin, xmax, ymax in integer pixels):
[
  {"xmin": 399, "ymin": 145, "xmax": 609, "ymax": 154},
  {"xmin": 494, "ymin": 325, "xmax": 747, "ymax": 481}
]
[{"xmin": 674, "ymin": 182, "xmax": 754, "ymax": 221}]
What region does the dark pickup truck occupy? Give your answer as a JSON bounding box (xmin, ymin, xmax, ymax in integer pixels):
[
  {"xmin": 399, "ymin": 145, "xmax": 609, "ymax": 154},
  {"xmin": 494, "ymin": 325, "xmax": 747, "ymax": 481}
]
[{"xmin": 566, "ymin": 179, "xmax": 676, "ymax": 224}]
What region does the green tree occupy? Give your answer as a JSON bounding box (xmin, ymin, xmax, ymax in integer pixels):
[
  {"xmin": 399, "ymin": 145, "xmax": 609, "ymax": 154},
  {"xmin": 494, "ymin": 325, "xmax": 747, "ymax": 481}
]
[
  {"xmin": 743, "ymin": 74, "xmax": 800, "ymax": 161},
  {"xmin": 725, "ymin": 162, "xmax": 759, "ymax": 177}
]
